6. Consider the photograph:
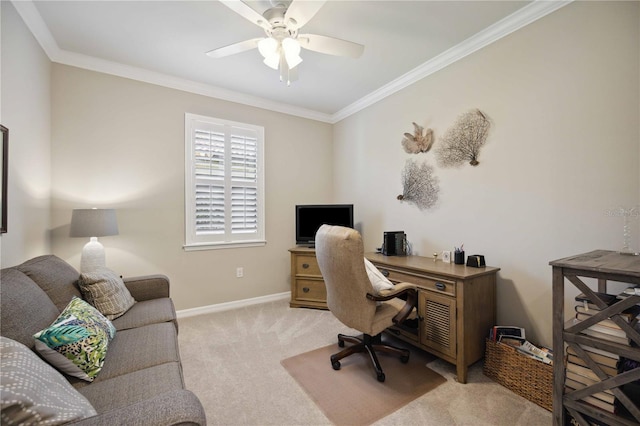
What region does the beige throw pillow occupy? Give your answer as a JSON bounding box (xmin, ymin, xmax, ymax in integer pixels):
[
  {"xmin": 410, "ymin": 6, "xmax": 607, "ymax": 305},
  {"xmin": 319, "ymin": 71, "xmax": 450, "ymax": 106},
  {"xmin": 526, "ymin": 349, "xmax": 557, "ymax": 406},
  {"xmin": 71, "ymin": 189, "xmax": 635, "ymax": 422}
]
[
  {"xmin": 78, "ymin": 267, "xmax": 135, "ymax": 320},
  {"xmin": 364, "ymin": 258, "xmax": 394, "ymax": 294}
]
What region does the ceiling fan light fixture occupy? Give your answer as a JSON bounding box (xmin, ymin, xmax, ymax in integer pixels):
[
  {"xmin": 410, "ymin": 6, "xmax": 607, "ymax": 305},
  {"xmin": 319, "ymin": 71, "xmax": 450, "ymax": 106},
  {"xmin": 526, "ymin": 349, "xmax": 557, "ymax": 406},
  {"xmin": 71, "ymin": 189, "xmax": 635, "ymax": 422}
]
[
  {"xmin": 263, "ymin": 52, "xmax": 280, "ymax": 70},
  {"xmin": 282, "ymin": 37, "xmax": 302, "ymax": 69},
  {"xmin": 257, "ymin": 37, "xmax": 278, "ymax": 59}
]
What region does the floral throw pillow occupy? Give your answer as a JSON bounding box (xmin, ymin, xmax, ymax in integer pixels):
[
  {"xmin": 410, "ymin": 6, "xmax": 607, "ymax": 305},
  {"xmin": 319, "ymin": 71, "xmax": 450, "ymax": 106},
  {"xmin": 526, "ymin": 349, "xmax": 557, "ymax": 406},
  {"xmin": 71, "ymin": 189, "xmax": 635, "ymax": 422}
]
[{"xmin": 33, "ymin": 297, "xmax": 116, "ymax": 382}]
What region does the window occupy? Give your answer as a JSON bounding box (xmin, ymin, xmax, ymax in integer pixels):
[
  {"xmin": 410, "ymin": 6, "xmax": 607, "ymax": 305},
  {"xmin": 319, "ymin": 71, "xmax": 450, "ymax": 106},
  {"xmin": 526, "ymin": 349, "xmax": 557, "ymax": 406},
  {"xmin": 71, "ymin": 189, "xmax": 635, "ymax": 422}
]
[{"xmin": 184, "ymin": 113, "xmax": 265, "ymax": 250}]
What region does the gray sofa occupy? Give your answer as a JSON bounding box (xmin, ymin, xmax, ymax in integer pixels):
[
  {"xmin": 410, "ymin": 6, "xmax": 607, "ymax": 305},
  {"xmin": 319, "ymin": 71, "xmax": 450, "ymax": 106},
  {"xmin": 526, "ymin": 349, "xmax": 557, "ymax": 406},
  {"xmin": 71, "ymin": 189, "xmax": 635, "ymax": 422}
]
[{"xmin": 0, "ymin": 255, "xmax": 206, "ymax": 425}]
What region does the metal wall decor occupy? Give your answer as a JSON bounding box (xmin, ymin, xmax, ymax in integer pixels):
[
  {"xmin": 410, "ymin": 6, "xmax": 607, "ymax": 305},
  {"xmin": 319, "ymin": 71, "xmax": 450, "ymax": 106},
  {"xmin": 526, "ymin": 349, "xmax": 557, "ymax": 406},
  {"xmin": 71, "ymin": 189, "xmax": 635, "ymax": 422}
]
[
  {"xmin": 397, "ymin": 159, "xmax": 439, "ymax": 210},
  {"xmin": 435, "ymin": 109, "xmax": 491, "ymax": 167}
]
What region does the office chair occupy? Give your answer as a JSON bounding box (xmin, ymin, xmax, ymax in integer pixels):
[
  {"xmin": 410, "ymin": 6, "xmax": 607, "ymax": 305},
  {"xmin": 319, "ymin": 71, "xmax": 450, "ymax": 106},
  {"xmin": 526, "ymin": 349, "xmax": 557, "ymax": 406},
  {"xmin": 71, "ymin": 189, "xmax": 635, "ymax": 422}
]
[{"xmin": 315, "ymin": 225, "xmax": 417, "ymax": 382}]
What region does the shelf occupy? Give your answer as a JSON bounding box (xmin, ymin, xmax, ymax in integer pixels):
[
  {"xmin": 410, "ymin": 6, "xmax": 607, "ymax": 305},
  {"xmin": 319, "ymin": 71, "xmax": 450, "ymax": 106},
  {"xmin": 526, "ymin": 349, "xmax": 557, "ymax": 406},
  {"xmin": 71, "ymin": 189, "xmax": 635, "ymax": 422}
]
[{"xmin": 551, "ymin": 250, "xmax": 640, "ymax": 426}]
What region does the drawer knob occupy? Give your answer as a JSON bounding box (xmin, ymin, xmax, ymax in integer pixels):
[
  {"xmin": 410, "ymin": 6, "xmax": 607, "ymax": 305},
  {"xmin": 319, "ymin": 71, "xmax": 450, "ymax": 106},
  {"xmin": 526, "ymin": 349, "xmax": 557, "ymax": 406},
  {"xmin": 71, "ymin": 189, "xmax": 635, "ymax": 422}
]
[
  {"xmin": 380, "ymin": 268, "xmax": 390, "ymax": 277},
  {"xmin": 435, "ymin": 282, "xmax": 446, "ymax": 291},
  {"xmin": 302, "ymin": 287, "xmax": 310, "ymax": 293},
  {"xmin": 302, "ymin": 263, "xmax": 310, "ymax": 269}
]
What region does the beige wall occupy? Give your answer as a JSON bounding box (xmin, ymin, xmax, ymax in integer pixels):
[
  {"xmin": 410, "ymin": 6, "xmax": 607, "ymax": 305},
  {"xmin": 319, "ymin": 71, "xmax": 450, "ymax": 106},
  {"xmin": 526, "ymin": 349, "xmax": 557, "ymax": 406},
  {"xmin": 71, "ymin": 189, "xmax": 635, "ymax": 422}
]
[
  {"xmin": 49, "ymin": 65, "xmax": 333, "ymax": 310},
  {"xmin": 0, "ymin": 2, "xmax": 52, "ymax": 267},
  {"xmin": 333, "ymin": 1, "xmax": 640, "ymax": 347},
  {"xmin": 3, "ymin": 1, "xmax": 639, "ymax": 346}
]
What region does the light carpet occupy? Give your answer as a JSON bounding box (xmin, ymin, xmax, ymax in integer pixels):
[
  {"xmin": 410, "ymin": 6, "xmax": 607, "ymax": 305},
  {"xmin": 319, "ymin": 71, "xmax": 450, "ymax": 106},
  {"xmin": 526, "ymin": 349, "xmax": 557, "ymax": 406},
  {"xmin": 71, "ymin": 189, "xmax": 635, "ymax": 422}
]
[
  {"xmin": 178, "ymin": 299, "xmax": 553, "ymax": 425},
  {"xmin": 281, "ymin": 341, "xmax": 446, "ymax": 426}
]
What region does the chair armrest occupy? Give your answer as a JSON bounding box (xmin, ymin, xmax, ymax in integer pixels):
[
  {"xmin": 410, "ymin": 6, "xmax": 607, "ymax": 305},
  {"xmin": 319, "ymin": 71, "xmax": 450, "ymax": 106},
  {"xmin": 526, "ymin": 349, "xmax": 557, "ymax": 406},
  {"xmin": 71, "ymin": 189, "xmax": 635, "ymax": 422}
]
[
  {"xmin": 71, "ymin": 390, "xmax": 206, "ymax": 426},
  {"xmin": 123, "ymin": 274, "xmax": 170, "ymax": 301},
  {"xmin": 366, "ymin": 282, "xmax": 418, "ymax": 325}
]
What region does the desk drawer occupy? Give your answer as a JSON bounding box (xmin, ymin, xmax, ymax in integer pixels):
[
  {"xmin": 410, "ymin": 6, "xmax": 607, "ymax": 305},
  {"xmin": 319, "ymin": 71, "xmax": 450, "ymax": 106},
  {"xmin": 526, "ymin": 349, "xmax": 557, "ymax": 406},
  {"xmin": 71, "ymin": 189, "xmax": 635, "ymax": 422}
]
[
  {"xmin": 376, "ymin": 267, "xmax": 456, "ymax": 297},
  {"xmin": 295, "ymin": 279, "xmax": 327, "ymax": 302},
  {"xmin": 295, "ymin": 255, "xmax": 322, "ymax": 276}
]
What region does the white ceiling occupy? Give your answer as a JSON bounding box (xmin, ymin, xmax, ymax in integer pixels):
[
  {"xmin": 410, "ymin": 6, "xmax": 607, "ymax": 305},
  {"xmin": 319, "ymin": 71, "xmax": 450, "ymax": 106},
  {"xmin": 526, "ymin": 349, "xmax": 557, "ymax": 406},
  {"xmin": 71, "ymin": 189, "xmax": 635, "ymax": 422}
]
[{"xmin": 12, "ymin": 0, "xmax": 568, "ymax": 122}]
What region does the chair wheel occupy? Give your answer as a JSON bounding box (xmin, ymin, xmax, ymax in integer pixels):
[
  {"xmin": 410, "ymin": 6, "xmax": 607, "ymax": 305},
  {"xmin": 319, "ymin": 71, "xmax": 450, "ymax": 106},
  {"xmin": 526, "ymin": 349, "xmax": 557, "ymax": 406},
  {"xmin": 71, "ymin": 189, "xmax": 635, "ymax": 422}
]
[
  {"xmin": 332, "ymin": 361, "xmax": 341, "ymax": 370},
  {"xmin": 400, "ymin": 355, "xmax": 409, "ymax": 364},
  {"xmin": 338, "ymin": 340, "xmax": 345, "ymax": 348},
  {"xmin": 377, "ymin": 372, "xmax": 385, "ymax": 382}
]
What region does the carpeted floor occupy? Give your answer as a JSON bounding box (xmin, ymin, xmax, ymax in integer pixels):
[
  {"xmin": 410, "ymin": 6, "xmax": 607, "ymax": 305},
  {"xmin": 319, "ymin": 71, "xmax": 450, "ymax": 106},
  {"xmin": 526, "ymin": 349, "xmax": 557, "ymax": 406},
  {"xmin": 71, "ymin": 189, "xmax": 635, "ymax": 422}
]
[{"xmin": 177, "ymin": 298, "xmax": 553, "ymax": 425}]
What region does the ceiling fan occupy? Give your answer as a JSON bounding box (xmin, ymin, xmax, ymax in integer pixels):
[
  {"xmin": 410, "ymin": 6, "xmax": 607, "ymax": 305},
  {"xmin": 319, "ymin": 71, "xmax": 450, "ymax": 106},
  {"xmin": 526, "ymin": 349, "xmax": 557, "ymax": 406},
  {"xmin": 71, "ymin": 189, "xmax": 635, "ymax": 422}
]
[{"xmin": 206, "ymin": 0, "xmax": 365, "ymax": 85}]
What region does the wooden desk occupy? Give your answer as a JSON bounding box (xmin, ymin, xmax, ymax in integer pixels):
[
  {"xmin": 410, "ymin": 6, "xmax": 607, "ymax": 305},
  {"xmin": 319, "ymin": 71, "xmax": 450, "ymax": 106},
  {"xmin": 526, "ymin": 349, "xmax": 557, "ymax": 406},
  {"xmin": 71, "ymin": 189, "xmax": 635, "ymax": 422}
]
[
  {"xmin": 365, "ymin": 253, "xmax": 500, "ymax": 384},
  {"xmin": 550, "ymin": 250, "xmax": 640, "ymax": 426},
  {"xmin": 288, "ymin": 247, "xmax": 500, "ymax": 383}
]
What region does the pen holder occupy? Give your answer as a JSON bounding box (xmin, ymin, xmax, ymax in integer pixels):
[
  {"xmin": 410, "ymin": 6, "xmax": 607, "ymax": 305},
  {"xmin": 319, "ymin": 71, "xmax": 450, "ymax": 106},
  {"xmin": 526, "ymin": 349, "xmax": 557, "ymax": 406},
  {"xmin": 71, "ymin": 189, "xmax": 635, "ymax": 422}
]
[{"xmin": 454, "ymin": 251, "xmax": 465, "ymax": 265}]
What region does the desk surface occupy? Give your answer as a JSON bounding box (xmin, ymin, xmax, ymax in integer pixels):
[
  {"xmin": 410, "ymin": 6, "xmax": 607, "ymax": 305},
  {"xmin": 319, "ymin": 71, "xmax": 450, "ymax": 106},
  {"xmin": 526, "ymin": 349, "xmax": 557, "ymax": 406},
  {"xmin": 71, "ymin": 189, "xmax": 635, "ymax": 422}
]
[
  {"xmin": 364, "ymin": 252, "xmax": 500, "ymax": 280},
  {"xmin": 549, "ymin": 249, "xmax": 640, "ymax": 277}
]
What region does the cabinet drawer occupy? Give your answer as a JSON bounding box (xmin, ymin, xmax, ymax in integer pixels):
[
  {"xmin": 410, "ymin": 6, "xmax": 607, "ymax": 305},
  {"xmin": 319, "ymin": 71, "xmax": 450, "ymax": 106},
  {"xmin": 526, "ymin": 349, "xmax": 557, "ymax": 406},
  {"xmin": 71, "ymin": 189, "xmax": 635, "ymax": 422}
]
[
  {"xmin": 295, "ymin": 279, "xmax": 327, "ymax": 302},
  {"xmin": 295, "ymin": 255, "xmax": 322, "ymax": 276},
  {"xmin": 376, "ymin": 267, "xmax": 456, "ymax": 297}
]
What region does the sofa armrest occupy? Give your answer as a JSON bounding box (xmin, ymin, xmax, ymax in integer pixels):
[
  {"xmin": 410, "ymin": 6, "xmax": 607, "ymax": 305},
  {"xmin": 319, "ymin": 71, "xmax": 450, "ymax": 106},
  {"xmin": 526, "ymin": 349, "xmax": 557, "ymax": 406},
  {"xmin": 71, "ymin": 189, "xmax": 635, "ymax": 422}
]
[
  {"xmin": 71, "ymin": 390, "xmax": 206, "ymax": 426},
  {"xmin": 123, "ymin": 274, "xmax": 170, "ymax": 301}
]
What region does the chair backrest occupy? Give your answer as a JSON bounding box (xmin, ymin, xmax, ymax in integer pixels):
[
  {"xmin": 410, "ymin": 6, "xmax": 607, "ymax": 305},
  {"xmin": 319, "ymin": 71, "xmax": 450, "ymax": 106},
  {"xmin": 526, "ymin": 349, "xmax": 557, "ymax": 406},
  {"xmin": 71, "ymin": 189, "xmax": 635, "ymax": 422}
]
[{"xmin": 315, "ymin": 225, "xmax": 377, "ymax": 331}]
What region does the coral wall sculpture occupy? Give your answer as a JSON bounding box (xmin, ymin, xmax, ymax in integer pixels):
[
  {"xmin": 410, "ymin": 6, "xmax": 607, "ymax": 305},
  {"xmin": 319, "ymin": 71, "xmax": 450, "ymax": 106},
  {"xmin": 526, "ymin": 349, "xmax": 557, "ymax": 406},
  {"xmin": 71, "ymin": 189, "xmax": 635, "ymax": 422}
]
[
  {"xmin": 401, "ymin": 122, "xmax": 434, "ymax": 154},
  {"xmin": 435, "ymin": 109, "xmax": 491, "ymax": 167},
  {"xmin": 397, "ymin": 159, "xmax": 439, "ymax": 210}
]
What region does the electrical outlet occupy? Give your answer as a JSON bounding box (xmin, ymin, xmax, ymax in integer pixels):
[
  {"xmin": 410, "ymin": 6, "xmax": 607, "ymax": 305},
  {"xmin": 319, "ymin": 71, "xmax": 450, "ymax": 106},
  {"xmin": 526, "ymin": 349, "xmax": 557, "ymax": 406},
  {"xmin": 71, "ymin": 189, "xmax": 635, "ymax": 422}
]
[{"xmin": 236, "ymin": 267, "xmax": 244, "ymax": 278}]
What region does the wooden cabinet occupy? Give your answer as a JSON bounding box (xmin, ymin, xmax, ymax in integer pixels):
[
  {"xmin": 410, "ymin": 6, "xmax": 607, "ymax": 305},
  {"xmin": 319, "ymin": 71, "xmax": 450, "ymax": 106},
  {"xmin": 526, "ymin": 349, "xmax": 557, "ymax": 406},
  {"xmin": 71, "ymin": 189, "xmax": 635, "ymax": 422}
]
[
  {"xmin": 289, "ymin": 247, "xmax": 327, "ymax": 309},
  {"xmin": 288, "ymin": 247, "xmax": 500, "ymax": 383},
  {"xmin": 365, "ymin": 253, "xmax": 499, "ymax": 384},
  {"xmin": 550, "ymin": 250, "xmax": 640, "ymax": 426}
]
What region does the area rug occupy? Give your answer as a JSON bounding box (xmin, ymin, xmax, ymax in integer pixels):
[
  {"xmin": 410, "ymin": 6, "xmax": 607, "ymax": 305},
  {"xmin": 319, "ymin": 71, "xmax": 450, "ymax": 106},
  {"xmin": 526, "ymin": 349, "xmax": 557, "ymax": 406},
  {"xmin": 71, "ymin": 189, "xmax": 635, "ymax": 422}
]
[{"xmin": 281, "ymin": 340, "xmax": 446, "ymax": 425}]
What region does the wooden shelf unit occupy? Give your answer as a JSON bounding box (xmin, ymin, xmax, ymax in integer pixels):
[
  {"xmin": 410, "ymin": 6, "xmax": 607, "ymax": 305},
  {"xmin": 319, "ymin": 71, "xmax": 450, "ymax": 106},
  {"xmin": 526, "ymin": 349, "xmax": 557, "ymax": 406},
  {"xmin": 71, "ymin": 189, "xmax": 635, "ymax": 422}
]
[
  {"xmin": 550, "ymin": 250, "xmax": 640, "ymax": 426},
  {"xmin": 288, "ymin": 247, "xmax": 500, "ymax": 383}
]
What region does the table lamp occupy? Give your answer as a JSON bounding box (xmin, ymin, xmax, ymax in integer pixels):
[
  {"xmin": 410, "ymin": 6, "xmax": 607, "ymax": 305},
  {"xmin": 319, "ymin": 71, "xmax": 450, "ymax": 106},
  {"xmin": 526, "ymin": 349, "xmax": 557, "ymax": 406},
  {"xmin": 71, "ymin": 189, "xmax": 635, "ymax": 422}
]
[{"xmin": 70, "ymin": 208, "xmax": 118, "ymax": 273}]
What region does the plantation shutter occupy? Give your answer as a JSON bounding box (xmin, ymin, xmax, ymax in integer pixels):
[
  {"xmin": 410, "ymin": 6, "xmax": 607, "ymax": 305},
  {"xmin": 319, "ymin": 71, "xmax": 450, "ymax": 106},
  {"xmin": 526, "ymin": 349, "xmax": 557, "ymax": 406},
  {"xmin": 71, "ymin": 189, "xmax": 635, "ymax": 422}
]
[
  {"xmin": 185, "ymin": 113, "xmax": 265, "ymax": 249},
  {"xmin": 230, "ymin": 133, "xmax": 258, "ymax": 234},
  {"xmin": 194, "ymin": 129, "xmax": 225, "ymax": 235}
]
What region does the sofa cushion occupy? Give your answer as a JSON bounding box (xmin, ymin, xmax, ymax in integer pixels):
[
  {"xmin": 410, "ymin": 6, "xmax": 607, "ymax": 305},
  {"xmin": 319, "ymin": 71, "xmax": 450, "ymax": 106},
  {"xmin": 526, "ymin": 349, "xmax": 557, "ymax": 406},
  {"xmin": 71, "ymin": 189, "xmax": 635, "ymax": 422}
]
[
  {"xmin": 78, "ymin": 267, "xmax": 136, "ymax": 320},
  {"xmin": 34, "ymin": 297, "xmax": 116, "ymax": 382},
  {"xmin": 81, "ymin": 322, "xmax": 180, "ymax": 385},
  {"xmin": 17, "ymin": 255, "xmax": 82, "ymax": 311},
  {"xmin": 0, "ymin": 268, "xmax": 60, "ymax": 349},
  {"xmin": 111, "ymin": 298, "xmax": 177, "ymax": 331},
  {"xmin": 76, "ymin": 363, "xmax": 185, "ymax": 414},
  {"xmin": 0, "ymin": 336, "xmax": 97, "ymax": 425}
]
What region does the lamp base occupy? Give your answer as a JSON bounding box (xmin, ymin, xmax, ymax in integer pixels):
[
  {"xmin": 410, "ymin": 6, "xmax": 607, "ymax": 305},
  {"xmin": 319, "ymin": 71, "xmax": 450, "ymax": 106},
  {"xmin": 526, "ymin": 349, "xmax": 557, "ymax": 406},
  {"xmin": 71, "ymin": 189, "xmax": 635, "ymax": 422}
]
[{"xmin": 81, "ymin": 237, "xmax": 106, "ymax": 273}]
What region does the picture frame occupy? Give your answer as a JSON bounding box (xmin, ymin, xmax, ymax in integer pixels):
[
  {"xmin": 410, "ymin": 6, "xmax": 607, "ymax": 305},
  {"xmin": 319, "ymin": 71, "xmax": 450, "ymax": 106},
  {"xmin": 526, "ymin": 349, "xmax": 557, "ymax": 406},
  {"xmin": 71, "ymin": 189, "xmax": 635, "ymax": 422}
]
[
  {"xmin": 1, "ymin": 125, "xmax": 7, "ymax": 233},
  {"xmin": 442, "ymin": 250, "xmax": 451, "ymax": 263}
]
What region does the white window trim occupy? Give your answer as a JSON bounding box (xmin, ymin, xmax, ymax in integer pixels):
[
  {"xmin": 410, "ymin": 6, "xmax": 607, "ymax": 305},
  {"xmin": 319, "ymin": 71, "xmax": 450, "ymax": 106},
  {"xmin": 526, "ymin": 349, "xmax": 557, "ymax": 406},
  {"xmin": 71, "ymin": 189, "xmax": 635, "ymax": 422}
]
[{"xmin": 184, "ymin": 113, "xmax": 265, "ymax": 250}]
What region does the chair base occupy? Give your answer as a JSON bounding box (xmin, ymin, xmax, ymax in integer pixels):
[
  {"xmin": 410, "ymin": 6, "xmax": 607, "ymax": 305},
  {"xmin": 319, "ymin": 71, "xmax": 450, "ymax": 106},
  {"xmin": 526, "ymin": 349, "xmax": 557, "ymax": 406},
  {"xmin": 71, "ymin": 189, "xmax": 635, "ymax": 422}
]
[{"xmin": 330, "ymin": 333, "xmax": 410, "ymax": 382}]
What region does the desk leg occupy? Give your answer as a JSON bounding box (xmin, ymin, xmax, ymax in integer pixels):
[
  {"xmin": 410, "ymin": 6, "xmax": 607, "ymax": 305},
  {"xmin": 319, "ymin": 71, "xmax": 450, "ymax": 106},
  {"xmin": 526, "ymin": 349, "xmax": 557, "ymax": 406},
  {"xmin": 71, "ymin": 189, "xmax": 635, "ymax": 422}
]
[{"xmin": 456, "ymin": 363, "xmax": 468, "ymax": 384}]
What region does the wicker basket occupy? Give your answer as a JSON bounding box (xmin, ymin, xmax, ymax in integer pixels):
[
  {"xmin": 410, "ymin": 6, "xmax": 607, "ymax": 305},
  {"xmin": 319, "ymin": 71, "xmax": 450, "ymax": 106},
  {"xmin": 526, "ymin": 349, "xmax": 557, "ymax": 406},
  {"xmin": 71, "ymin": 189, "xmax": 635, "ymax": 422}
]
[{"xmin": 483, "ymin": 338, "xmax": 553, "ymax": 411}]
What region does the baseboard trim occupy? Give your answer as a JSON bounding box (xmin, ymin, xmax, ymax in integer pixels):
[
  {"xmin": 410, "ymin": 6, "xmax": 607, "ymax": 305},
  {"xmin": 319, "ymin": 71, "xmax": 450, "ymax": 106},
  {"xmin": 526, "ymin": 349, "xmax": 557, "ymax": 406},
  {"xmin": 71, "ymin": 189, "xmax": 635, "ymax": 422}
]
[{"xmin": 176, "ymin": 291, "xmax": 291, "ymax": 319}]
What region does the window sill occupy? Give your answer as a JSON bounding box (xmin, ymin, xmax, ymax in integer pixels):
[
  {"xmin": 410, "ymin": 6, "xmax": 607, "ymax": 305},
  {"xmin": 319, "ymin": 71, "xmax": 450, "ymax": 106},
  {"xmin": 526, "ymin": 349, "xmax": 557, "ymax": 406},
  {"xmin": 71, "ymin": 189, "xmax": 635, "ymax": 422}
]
[{"xmin": 183, "ymin": 240, "xmax": 266, "ymax": 251}]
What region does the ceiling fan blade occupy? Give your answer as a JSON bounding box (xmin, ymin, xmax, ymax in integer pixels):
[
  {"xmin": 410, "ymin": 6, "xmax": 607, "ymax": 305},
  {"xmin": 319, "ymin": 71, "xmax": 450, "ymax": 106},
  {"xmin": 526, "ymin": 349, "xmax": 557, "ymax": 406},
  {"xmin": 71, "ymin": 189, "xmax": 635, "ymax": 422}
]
[
  {"xmin": 206, "ymin": 38, "xmax": 262, "ymax": 58},
  {"xmin": 284, "ymin": 0, "xmax": 326, "ymax": 30},
  {"xmin": 298, "ymin": 34, "xmax": 364, "ymax": 58},
  {"xmin": 219, "ymin": 0, "xmax": 271, "ymax": 31}
]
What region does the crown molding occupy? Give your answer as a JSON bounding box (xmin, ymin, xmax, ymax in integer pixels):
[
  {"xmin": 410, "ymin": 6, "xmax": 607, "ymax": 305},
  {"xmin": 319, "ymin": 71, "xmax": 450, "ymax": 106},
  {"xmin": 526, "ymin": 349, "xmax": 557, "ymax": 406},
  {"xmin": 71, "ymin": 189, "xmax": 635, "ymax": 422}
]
[
  {"xmin": 330, "ymin": 0, "xmax": 572, "ymax": 123},
  {"xmin": 10, "ymin": 0, "xmax": 333, "ymax": 123},
  {"xmin": 11, "ymin": 0, "xmax": 570, "ymax": 125}
]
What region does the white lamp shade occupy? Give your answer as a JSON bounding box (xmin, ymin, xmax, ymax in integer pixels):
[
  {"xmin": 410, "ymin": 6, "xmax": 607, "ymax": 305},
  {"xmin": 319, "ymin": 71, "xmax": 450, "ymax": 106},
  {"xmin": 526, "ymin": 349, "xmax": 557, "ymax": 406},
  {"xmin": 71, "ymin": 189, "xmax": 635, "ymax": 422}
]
[{"xmin": 70, "ymin": 209, "xmax": 118, "ymax": 238}]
